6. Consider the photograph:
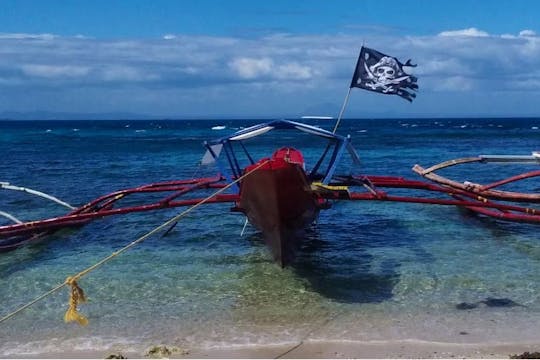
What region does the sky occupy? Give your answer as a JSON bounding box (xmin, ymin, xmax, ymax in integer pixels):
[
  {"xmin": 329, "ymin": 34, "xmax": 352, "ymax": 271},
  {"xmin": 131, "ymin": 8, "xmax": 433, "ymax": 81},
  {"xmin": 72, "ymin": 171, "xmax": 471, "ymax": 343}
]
[{"xmin": 1, "ymin": 0, "xmax": 539, "ymax": 119}]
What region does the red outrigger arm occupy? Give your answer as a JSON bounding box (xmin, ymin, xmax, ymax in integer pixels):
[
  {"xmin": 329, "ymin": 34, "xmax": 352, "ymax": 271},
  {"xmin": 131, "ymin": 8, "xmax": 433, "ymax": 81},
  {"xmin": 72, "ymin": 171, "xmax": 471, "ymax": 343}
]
[
  {"xmin": 3, "ymin": 155, "xmax": 540, "ymax": 253},
  {"xmin": 413, "ymin": 164, "xmax": 540, "ymax": 203},
  {"xmin": 0, "ymin": 175, "xmax": 238, "ymax": 252},
  {"xmin": 410, "ymin": 154, "xmax": 540, "ymax": 202},
  {"xmin": 313, "ymin": 174, "xmax": 540, "ymax": 224}
]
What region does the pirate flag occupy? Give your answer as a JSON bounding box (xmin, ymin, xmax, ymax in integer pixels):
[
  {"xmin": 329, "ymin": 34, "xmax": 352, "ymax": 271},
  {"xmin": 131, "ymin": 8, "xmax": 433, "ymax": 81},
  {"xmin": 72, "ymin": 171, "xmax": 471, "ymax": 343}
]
[{"xmin": 350, "ymin": 46, "xmax": 418, "ymax": 102}]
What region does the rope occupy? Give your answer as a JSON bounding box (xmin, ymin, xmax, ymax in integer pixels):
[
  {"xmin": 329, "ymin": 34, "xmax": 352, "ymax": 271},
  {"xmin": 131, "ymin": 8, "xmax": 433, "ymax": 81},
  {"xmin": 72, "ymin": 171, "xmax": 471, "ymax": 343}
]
[
  {"xmin": 64, "ymin": 277, "xmax": 88, "ymax": 326},
  {"xmin": 274, "ymin": 308, "xmax": 344, "ymax": 359},
  {"xmin": 0, "ymin": 160, "xmax": 268, "ymax": 326},
  {"xmin": 240, "ymin": 217, "xmax": 249, "ymax": 236},
  {"xmin": 190, "ymin": 162, "xmax": 202, "ymax": 179}
]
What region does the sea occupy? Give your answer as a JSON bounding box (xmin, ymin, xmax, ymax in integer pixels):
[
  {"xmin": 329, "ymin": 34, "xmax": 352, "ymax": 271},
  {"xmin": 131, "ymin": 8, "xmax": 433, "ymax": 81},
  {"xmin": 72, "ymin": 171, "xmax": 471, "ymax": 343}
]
[{"xmin": 1, "ymin": 117, "xmax": 540, "ymax": 356}]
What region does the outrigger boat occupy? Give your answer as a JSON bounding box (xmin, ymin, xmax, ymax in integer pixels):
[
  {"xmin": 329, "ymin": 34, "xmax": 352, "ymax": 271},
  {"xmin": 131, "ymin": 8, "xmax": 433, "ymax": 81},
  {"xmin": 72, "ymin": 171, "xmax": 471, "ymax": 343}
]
[
  {"xmin": 202, "ymin": 119, "xmax": 361, "ymax": 266},
  {"xmin": 2, "ymin": 46, "xmax": 540, "ymax": 266},
  {"xmin": 2, "ymin": 120, "xmax": 540, "ymax": 266}
]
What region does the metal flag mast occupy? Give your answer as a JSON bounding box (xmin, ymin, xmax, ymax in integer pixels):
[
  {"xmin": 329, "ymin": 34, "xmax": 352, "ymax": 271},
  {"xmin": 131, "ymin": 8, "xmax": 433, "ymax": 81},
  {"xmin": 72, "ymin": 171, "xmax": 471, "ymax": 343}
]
[
  {"xmin": 332, "ymin": 43, "xmax": 363, "ymax": 134},
  {"xmin": 332, "ymin": 87, "xmax": 352, "ymax": 134}
]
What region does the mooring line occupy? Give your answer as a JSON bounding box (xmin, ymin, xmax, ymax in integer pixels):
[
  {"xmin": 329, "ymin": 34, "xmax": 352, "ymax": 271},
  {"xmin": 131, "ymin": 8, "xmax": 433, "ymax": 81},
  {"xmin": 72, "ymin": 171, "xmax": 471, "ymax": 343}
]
[
  {"xmin": 274, "ymin": 308, "xmax": 345, "ymax": 359},
  {"xmin": 0, "ymin": 160, "xmax": 268, "ymax": 326}
]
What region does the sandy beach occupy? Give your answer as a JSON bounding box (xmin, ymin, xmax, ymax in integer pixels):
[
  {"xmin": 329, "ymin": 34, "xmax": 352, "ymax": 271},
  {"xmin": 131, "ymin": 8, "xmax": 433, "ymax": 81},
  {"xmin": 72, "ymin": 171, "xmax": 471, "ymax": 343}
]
[{"xmin": 10, "ymin": 340, "xmax": 540, "ymax": 359}]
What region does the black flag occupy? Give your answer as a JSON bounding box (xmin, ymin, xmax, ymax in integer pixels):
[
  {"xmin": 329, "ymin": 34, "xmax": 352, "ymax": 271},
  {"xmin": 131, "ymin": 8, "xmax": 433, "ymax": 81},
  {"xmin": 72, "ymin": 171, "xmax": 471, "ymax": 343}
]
[{"xmin": 350, "ymin": 46, "xmax": 418, "ymax": 102}]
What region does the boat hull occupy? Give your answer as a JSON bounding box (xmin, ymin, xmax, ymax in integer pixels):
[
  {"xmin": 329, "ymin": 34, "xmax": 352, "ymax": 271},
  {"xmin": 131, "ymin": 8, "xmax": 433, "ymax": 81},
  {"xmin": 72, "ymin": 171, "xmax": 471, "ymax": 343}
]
[{"xmin": 236, "ymin": 154, "xmax": 320, "ymax": 266}]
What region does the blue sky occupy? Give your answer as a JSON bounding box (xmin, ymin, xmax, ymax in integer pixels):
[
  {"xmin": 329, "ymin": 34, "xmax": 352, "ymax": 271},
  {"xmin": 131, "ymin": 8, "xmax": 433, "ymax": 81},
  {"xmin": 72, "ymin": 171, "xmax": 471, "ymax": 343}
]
[{"xmin": 1, "ymin": 0, "xmax": 539, "ymax": 118}]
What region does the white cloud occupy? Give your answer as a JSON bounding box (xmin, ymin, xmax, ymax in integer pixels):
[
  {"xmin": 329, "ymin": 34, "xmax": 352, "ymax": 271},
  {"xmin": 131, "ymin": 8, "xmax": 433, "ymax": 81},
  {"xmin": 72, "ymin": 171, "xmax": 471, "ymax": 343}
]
[
  {"xmin": 20, "ymin": 64, "xmax": 90, "ymax": 78},
  {"xmin": 99, "ymin": 66, "xmax": 160, "ymax": 82},
  {"xmin": 500, "ymin": 30, "xmax": 538, "ymax": 39},
  {"xmin": 519, "ymin": 29, "xmax": 537, "ymax": 37},
  {"xmin": 228, "ymin": 57, "xmax": 273, "ymax": 79},
  {"xmin": 418, "ymin": 58, "xmax": 473, "ymax": 77},
  {"xmin": 275, "ymin": 63, "xmax": 313, "ymax": 80},
  {"xmin": 438, "ymin": 27, "xmax": 489, "ymax": 37},
  {"xmin": 0, "ymin": 33, "xmax": 57, "ymax": 40},
  {"xmin": 1, "ymin": 30, "xmax": 540, "ymax": 117},
  {"xmin": 228, "ymin": 57, "xmax": 314, "ymax": 81}
]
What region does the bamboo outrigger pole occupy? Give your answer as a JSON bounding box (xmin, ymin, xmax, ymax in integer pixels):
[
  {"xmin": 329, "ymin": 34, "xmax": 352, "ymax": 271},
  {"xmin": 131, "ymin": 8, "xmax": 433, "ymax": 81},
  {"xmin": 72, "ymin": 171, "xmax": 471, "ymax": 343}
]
[{"xmin": 0, "ymin": 182, "xmax": 75, "ymax": 210}]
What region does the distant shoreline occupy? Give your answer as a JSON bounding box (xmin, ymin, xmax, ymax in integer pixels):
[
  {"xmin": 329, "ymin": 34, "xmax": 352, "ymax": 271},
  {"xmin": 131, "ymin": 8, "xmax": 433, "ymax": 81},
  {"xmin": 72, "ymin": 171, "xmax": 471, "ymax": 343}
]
[{"xmin": 1, "ymin": 116, "xmax": 540, "ymax": 122}]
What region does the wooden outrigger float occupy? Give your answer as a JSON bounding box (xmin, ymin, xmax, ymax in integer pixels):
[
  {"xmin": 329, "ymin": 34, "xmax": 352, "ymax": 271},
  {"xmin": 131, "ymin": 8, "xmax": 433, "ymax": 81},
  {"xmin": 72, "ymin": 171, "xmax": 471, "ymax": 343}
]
[
  {"xmin": 2, "ymin": 120, "xmax": 540, "ymax": 265},
  {"xmin": 411, "ymin": 152, "xmax": 540, "ymax": 222},
  {"xmin": 413, "ymin": 153, "xmax": 540, "ymax": 202}
]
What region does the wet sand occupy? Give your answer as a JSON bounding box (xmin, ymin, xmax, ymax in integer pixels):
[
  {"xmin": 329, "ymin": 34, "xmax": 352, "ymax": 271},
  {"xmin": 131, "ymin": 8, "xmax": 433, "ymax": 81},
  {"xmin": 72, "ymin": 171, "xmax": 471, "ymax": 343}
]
[{"xmin": 12, "ymin": 340, "xmax": 540, "ymax": 359}]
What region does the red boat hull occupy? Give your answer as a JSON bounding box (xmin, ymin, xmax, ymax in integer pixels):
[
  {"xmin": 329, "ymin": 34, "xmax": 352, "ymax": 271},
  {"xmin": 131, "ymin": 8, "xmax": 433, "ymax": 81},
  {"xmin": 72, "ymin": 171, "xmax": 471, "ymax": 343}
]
[{"xmin": 235, "ymin": 148, "xmax": 321, "ymax": 266}]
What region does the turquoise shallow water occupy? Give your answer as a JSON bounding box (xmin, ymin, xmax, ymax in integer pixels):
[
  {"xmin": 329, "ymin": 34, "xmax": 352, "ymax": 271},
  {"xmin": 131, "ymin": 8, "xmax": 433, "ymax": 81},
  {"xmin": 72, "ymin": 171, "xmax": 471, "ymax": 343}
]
[{"xmin": 1, "ymin": 118, "xmax": 540, "ymax": 355}]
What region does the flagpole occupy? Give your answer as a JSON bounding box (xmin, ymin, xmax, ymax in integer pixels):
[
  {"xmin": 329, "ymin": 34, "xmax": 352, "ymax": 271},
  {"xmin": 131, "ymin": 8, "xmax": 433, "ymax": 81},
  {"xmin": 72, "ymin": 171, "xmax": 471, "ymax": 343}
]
[
  {"xmin": 332, "ymin": 87, "xmax": 352, "ymax": 134},
  {"xmin": 332, "ymin": 44, "xmax": 363, "ymax": 134}
]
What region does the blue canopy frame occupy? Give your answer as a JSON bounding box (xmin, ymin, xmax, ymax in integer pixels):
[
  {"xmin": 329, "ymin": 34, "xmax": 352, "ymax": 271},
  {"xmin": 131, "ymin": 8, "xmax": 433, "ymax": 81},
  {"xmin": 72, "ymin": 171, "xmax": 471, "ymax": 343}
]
[{"xmin": 202, "ymin": 119, "xmax": 361, "ymax": 187}]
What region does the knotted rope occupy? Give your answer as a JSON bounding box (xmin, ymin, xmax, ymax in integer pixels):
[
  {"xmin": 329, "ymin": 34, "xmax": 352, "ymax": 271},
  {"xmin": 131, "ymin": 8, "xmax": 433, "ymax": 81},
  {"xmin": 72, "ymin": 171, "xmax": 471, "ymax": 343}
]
[{"xmin": 64, "ymin": 276, "xmax": 88, "ymax": 326}]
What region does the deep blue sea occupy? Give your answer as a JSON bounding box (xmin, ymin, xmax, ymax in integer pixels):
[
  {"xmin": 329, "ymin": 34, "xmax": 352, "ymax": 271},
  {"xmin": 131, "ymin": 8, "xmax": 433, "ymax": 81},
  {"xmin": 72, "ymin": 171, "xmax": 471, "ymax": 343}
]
[{"xmin": 1, "ymin": 118, "xmax": 540, "ymax": 355}]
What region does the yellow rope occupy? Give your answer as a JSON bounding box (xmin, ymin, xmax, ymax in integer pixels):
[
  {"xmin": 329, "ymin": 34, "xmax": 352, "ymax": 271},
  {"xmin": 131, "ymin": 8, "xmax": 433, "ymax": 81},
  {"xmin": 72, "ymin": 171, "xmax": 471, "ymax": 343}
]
[
  {"xmin": 64, "ymin": 276, "xmax": 88, "ymax": 326},
  {"xmin": 0, "ymin": 160, "xmax": 268, "ymax": 326}
]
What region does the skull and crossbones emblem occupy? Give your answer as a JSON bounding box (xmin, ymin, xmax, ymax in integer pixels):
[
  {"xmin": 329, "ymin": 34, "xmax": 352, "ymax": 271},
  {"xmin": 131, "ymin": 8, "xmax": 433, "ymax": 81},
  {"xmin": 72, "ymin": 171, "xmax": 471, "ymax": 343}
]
[{"xmin": 363, "ymin": 56, "xmax": 410, "ymax": 93}]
